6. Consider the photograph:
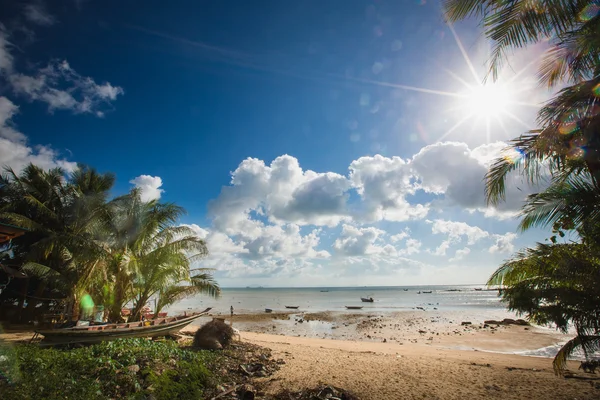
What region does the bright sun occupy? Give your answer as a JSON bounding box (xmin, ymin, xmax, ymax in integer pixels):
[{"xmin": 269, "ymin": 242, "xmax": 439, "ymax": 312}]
[{"xmin": 464, "ymin": 83, "xmax": 512, "ymax": 119}]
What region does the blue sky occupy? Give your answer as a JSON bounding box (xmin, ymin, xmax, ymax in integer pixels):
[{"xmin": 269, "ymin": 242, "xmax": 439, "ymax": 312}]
[{"xmin": 0, "ymin": 0, "xmax": 557, "ymax": 287}]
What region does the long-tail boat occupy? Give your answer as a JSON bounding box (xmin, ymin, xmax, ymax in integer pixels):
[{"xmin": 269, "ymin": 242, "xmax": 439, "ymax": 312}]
[{"xmin": 35, "ymin": 307, "xmax": 212, "ymax": 345}]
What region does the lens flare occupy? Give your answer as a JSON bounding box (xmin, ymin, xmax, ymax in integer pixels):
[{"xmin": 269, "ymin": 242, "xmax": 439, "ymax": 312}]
[
  {"xmin": 502, "ymin": 147, "xmax": 524, "ymax": 164},
  {"xmin": 579, "ymin": 4, "xmax": 600, "ymax": 22},
  {"xmin": 559, "ymin": 121, "xmax": 579, "ymax": 135},
  {"xmin": 593, "ymin": 83, "xmax": 600, "ymax": 97}
]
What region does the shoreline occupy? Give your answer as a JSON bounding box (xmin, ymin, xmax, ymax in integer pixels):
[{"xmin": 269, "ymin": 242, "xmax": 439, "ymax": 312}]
[
  {"xmin": 233, "ymin": 332, "xmax": 598, "ymax": 399},
  {"xmin": 184, "ymin": 309, "xmax": 572, "ymax": 357}
]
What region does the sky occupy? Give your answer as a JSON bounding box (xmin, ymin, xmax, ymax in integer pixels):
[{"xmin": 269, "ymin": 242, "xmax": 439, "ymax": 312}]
[{"xmin": 0, "ymin": 0, "xmax": 559, "ymax": 287}]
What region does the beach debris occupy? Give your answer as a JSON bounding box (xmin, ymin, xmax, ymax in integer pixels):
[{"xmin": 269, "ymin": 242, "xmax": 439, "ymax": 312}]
[
  {"xmin": 236, "ymin": 383, "xmax": 256, "ymax": 400},
  {"xmin": 239, "ymin": 363, "xmax": 268, "ymax": 377},
  {"xmin": 461, "ymin": 321, "xmax": 472, "ymax": 326},
  {"xmin": 193, "ymin": 319, "xmax": 235, "ymax": 350},
  {"xmin": 483, "ymin": 318, "xmax": 529, "ymax": 326},
  {"xmin": 126, "ymin": 364, "xmax": 140, "ymax": 374},
  {"xmin": 273, "ymin": 384, "xmax": 359, "ymax": 400},
  {"xmin": 579, "ymin": 360, "xmax": 600, "ymax": 374}
]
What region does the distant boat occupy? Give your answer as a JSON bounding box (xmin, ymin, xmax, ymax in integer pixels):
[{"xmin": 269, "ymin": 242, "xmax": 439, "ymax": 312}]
[
  {"xmin": 345, "ymin": 306, "xmax": 363, "ymax": 310},
  {"xmin": 285, "ymin": 306, "xmax": 299, "ymax": 309},
  {"xmin": 403, "ymin": 289, "xmax": 409, "ymax": 291},
  {"xmin": 265, "ymin": 308, "xmax": 273, "ymax": 313},
  {"xmin": 360, "ymin": 297, "xmax": 374, "ymax": 302},
  {"xmin": 422, "ymin": 291, "xmax": 432, "ymax": 294},
  {"xmin": 474, "ymin": 288, "xmax": 483, "ymax": 291},
  {"xmin": 320, "ymin": 290, "xmax": 329, "ymax": 292}
]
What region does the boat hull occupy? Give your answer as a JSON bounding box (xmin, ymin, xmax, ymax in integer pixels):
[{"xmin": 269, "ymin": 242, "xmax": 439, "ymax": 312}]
[{"xmin": 36, "ymin": 308, "xmax": 211, "ymax": 345}]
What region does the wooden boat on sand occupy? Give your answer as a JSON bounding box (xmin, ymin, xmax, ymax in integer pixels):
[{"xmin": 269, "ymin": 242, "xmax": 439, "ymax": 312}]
[
  {"xmin": 35, "ymin": 308, "xmax": 211, "ymax": 345},
  {"xmin": 285, "ymin": 306, "xmax": 299, "ymax": 309},
  {"xmin": 345, "ymin": 306, "xmax": 363, "ymax": 310},
  {"xmin": 265, "ymin": 308, "xmax": 273, "ymax": 313}
]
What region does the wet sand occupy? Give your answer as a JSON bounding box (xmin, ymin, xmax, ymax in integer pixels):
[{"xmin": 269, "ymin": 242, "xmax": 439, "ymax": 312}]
[{"xmin": 190, "ymin": 309, "xmax": 571, "ymax": 354}]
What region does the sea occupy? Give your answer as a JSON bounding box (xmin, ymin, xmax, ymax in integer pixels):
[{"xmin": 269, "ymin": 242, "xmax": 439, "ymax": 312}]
[{"xmin": 169, "ymin": 284, "xmax": 505, "ymax": 315}]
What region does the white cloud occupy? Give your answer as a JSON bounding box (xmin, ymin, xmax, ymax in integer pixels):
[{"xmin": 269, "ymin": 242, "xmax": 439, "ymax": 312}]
[
  {"xmin": 333, "ymin": 224, "xmax": 386, "ymax": 256},
  {"xmin": 398, "ymin": 238, "xmax": 422, "ymax": 256},
  {"xmin": 130, "ymin": 175, "xmax": 164, "ymax": 202},
  {"xmin": 489, "ymin": 233, "xmax": 517, "ymax": 254},
  {"xmin": 450, "ymin": 247, "xmax": 471, "ymax": 262},
  {"xmin": 9, "ymin": 60, "xmax": 124, "ymax": 115},
  {"xmin": 209, "ymin": 155, "xmax": 353, "ymax": 233},
  {"xmin": 0, "ymin": 96, "xmax": 26, "ymax": 142},
  {"xmin": 429, "ymin": 219, "xmax": 490, "ymax": 245},
  {"xmin": 0, "ymin": 30, "xmax": 14, "ymax": 74},
  {"xmin": 0, "ymin": 96, "xmax": 75, "ymax": 172},
  {"xmin": 390, "ymin": 229, "xmax": 410, "ymax": 243},
  {"xmin": 349, "ymin": 154, "xmax": 429, "ymax": 222},
  {"xmin": 430, "ymin": 239, "xmax": 452, "ymax": 256},
  {"xmin": 24, "ymin": 2, "xmax": 57, "ymax": 26},
  {"xmin": 411, "ymin": 141, "xmax": 536, "ymax": 216}
]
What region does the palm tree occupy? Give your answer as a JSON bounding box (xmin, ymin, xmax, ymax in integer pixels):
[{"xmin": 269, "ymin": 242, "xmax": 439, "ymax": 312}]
[
  {"xmin": 488, "ymin": 231, "xmax": 600, "ymax": 374},
  {"xmin": 0, "ymin": 164, "xmax": 114, "ymax": 318},
  {"xmin": 99, "ymin": 189, "xmax": 219, "ymax": 322},
  {"xmin": 444, "ymin": 1, "xmax": 600, "ymax": 196},
  {"xmin": 443, "ymin": 0, "xmax": 598, "ymax": 84}
]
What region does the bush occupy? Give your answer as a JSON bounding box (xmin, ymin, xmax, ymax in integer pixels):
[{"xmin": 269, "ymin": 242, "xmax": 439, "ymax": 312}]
[
  {"xmin": 0, "ymin": 339, "xmax": 215, "ymax": 400},
  {"xmin": 193, "ymin": 319, "xmax": 234, "ymax": 350}
]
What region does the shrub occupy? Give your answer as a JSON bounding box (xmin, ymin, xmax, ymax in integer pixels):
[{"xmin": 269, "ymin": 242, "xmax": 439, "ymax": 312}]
[{"xmin": 0, "ymin": 338, "xmax": 215, "ymax": 400}]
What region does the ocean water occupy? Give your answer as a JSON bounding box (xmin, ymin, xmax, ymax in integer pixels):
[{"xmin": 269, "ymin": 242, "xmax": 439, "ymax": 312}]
[{"xmin": 169, "ymin": 285, "xmax": 505, "ymax": 315}]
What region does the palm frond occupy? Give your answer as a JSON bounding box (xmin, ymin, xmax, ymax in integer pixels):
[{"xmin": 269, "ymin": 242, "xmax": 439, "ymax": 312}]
[{"xmin": 553, "ymin": 335, "xmax": 600, "ymax": 375}]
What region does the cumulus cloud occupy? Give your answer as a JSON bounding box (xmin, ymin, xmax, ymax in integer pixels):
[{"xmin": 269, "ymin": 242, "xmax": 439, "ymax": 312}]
[
  {"xmin": 349, "ymin": 155, "xmax": 429, "ymax": 222},
  {"xmin": 450, "ymin": 247, "xmax": 471, "ymax": 262},
  {"xmin": 130, "ymin": 175, "xmax": 164, "ymax": 202},
  {"xmin": 182, "ymin": 222, "xmax": 328, "ymax": 279},
  {"xmin": 24, "ymin": 2, "xmax": 57, "ymax": 26},
  {"xmin": 333, "ymin": 224, "xmax": 386, "ymax": 256},
  {"xmin": 209, "ymin": 155, "xmax": 353, "ymax": 233},
  {"xmin": 411, "ymin": 141, "xmax": 537, "ymax": 216},
  {"xmin": 0, "ymin": 96, "xmax": 75, "ymax": 172},
  {"xmin": 390, "ymin": 229, "xmax": 410, "ymax": 243},
  {"xmin": 489, "ymin": 233, "xmax": 517, "ymax": 254},
  {"xmin": 398, "ymin": 238, "xmax": 422, "ymax": 256},
  {"xmin": 429, "ymin": 219, "xmax": 490, "ymax": 245}
]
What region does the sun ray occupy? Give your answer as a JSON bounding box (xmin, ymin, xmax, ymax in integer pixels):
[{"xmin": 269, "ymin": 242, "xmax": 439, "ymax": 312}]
[
  {"xmin": 502, "ymin": 111, "xmax": 532, "ymax": 130},
  {"xmin": 447, "ymin": 23, "xmax": 480, "ymax": 84},
  {"xmin": 494, "ymin": 114, "xmax": 512, "ymax": 138},
  {"xmin": 437, "ymin": 112, "xmax": 475, "ymax": 142},
  {"xmin": 441, "ymin": 66, "xmax": 475, "ymax": 90},
  {"xmin": 336, "ymin": 74, "xmax": 466, "ymax": 98}
]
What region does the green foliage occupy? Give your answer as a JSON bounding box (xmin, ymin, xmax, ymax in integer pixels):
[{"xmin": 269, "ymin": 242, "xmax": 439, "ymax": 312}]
[
  {"xmin": 446, "ymin": 0, "xmax": 600, "ymax": 374},
  {"xmin": 0, "ymin": 164, "xmax": 219, "ymax": 324},
  {"xmin": 0, "ymin": 339, "xmax": 215, "ymax": 400}
]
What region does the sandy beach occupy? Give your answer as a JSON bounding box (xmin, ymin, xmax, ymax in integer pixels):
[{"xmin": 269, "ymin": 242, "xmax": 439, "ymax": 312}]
[
  {"xmin": 237, "ymin": 332, "xmax": 599, "ymax": 399},
  {"xmin": 180, "ymin": 310, "xmax": 600, "ymax": 398}
]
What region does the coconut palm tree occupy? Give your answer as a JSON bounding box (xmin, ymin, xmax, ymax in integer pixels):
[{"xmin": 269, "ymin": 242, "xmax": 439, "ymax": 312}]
[
  {"xmin": 444, "ymin": 1, "xmax": 600, "ymax": 197},
  {"xmin": 443, "ymin": 0, "xmax": 598, "ymax": 84},
  {"xmin": 99, "ymin": 189, "xmax": 218, "ymax": 322},
  {"xmin": 0, "ymin": 164, "xmax": 114, "ymax": 318},
  {"xmin": 488, "ymin": 229, "xmax": 600, "ymax": 374}
]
